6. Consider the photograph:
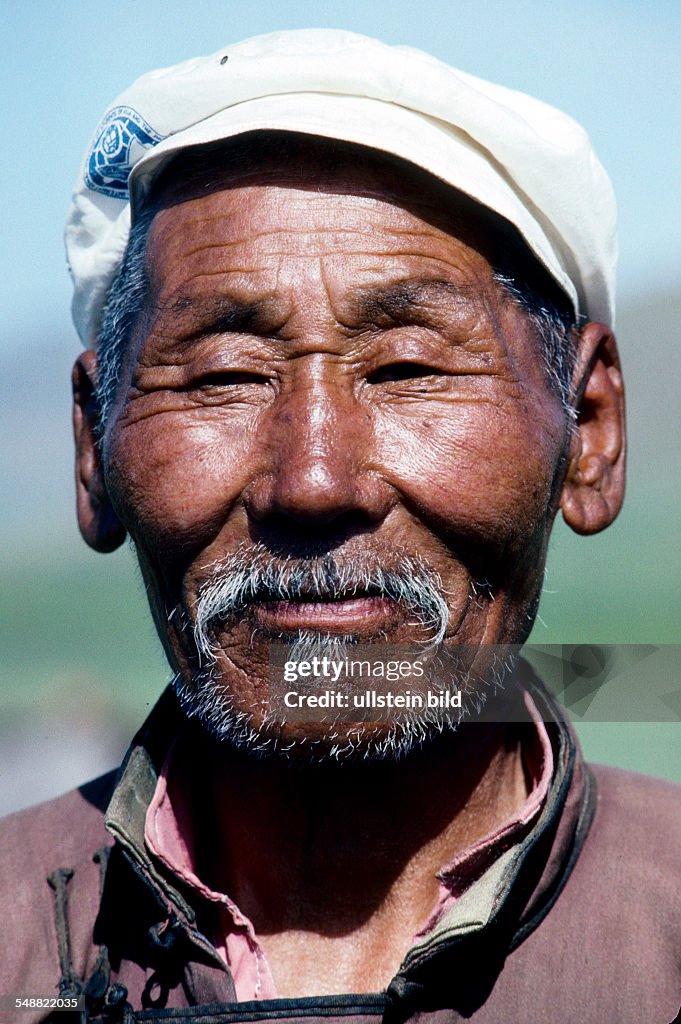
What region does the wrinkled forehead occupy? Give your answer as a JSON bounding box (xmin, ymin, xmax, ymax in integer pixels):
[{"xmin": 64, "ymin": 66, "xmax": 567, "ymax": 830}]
[{"xmin": 143, "ymin": 132, "xmax": 571, "ymax": 313}]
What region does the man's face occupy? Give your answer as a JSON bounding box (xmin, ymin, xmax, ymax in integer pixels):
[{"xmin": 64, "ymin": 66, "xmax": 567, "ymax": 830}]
[{"xmin": 98, "ymin": 154, "xmax": 570, "ymax": 753}]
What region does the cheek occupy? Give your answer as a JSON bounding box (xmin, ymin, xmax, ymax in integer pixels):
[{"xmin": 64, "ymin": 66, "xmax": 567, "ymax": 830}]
[
  {"xmin": 374, "ymin": 398, "xmax": 566, "ymax": 549},
  {"xmin": 104, "ymin": 411, "xmax": 260, "ymax": 556}
]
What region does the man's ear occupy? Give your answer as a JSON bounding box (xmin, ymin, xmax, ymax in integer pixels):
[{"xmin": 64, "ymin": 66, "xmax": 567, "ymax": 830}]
[
  {"xmin": 560, "ymin": 321, "xmax": 626, "ymax": 535},
  {"xmin": 72, "ymin": 350, "xmax": 126, "ymax": 552}
]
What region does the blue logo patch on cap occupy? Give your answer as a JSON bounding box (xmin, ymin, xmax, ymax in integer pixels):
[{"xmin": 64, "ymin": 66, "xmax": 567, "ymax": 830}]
[{"xmin": 85, "ymin": 106, "xmax": 164, "ymax": 199}]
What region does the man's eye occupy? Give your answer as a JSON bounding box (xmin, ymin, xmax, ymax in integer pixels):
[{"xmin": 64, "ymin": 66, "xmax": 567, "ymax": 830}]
[
  {"xmin": 367, "ymin": 362, "xmax": 441, "ymax": 384},
  {"xmin": 196, "ymin": 371, "xmax": 268, "ymax": 388}
]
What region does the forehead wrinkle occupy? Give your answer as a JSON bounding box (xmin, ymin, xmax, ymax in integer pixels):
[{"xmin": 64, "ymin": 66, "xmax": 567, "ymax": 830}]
[
  {"xmin": 154, "ymin": 193, "xmax": 466, "ymax": 258},
  {"xmin": 147, "ymin": 193, "xmax": 505, "ymax": 345},
  {"xmin": 157, "ymin": 220, "xmax": 397, "ymax": 259},
  {"xmin": 148, "ymin": 213, "xmax": 341, "ymax": 279}
]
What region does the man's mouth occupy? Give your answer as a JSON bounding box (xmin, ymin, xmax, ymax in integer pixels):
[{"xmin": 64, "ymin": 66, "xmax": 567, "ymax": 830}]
[
  {"xmin": 191, "ymin": 545, "xmax": 452, "ymax": 661},
  {"xmin": 250, "ymin": 594, "xmax": 399, "ymax": 633}
]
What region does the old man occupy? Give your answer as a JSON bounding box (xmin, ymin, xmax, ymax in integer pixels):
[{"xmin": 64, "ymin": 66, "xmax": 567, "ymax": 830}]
[{"xmin": 2, "ymin": 29, "xmax": 680, "ymax": 1024}]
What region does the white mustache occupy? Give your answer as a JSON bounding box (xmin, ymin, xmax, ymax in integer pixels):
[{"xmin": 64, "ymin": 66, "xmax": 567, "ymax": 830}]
[{"xmin": 193, "ymin": 543, "xmax": 450, "ymax": 660}]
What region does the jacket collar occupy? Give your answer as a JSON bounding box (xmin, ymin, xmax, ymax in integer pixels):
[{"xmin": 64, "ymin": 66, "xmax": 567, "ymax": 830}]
[{"xmin": 104, "ymin": 670, "xmax": 596, "ymax": 989}]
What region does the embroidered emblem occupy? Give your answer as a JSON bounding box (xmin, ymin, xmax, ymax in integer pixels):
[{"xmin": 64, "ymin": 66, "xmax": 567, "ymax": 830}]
[{"xmin": 85, "ymin": 106, "xmax": 164, "ymax": 199}]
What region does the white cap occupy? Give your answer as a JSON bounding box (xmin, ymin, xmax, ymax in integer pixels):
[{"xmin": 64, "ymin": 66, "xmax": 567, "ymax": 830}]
[{"xmin": 65, "ymin": 29, "xmax": 617, "ymax": 347}]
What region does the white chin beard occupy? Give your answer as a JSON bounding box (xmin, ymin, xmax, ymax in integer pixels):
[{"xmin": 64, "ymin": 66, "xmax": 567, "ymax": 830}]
[
  {"xmin": 172, "ymin": 667, "xmax": 466, "ymax": 763},
  {"xmin": 171, "ymin": 632, "xmax": 514, "ymax": 764}
]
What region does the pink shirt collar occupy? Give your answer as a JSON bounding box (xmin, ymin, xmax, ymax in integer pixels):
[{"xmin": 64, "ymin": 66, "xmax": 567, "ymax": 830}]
[{"xmin": 145, "ymin": 692, "xmax": 553, "ymax": 1000}]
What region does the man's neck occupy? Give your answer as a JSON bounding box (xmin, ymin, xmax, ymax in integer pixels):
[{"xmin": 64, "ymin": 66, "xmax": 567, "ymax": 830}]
[{"xmin": 188, "ymin": 723, "xmax": 528, "ymax": 995}]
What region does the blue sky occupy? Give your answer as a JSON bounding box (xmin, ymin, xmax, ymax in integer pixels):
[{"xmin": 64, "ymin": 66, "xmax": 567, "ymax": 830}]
[{"xmin": 0, "ymin": 0, "xmax": 679, "ymax": 354}]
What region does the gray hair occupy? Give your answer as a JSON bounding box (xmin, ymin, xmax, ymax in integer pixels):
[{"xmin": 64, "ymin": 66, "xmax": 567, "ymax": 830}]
[
  {"xmin": 493, "ymin": 272, "xmax": 578, "ymax": 418},
  {"xmin": 96, "ymin": 205, "xmax": 156, "ymax": 432}
]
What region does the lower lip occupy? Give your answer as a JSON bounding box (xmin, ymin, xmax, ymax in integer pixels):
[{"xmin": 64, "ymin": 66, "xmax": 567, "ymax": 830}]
[{"xmin": 251, "ymin": 596, "xmax": 397, "ymax": 632}]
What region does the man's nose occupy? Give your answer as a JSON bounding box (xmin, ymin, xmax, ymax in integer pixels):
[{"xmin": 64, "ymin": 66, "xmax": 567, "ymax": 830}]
[{"xmin": 244, "ymin": 366, "xmax": 393, "ymax": 529}]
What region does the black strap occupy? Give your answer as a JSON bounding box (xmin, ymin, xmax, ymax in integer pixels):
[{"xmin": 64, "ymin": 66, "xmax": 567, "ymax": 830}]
[{"xmin": 47, "ymin": 866, "xmax": 83, "ymax": 999}]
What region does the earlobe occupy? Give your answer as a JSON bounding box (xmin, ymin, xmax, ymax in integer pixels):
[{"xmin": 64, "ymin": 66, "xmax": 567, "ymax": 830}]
[
  {"xmin": 560, "ymin": 322, "xmax": 626, "ymax": 535},
  {"xmin": 72, "ymin": 350, "xmax": 126, "ymax": 552}
]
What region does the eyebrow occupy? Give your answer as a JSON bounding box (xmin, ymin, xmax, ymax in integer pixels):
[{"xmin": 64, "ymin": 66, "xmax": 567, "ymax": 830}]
[
  {"xmin": 156, "ymin": 294, "xmax": 287, "ymax": 343},
  {"xmin": 351, "ymin": 279, "xmax": 474, "ymax": 327}
]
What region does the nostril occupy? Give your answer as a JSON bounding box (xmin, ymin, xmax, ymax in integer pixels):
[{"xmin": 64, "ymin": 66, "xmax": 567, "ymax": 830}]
[{"xmin": 248, "ymin": 511, "xmax": 382, "ymax": 557}]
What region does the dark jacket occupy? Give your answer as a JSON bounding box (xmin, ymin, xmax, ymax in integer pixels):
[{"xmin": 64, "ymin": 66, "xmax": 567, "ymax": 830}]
[{"xmin": 2, "ymin": 683, "xmax": 680, "ymax": 1023}]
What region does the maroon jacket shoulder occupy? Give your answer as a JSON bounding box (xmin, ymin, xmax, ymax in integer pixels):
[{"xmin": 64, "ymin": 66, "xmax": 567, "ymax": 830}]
[{"xmin": 587, "ymin": 763, "xmax": 681, "ymax": 908}]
